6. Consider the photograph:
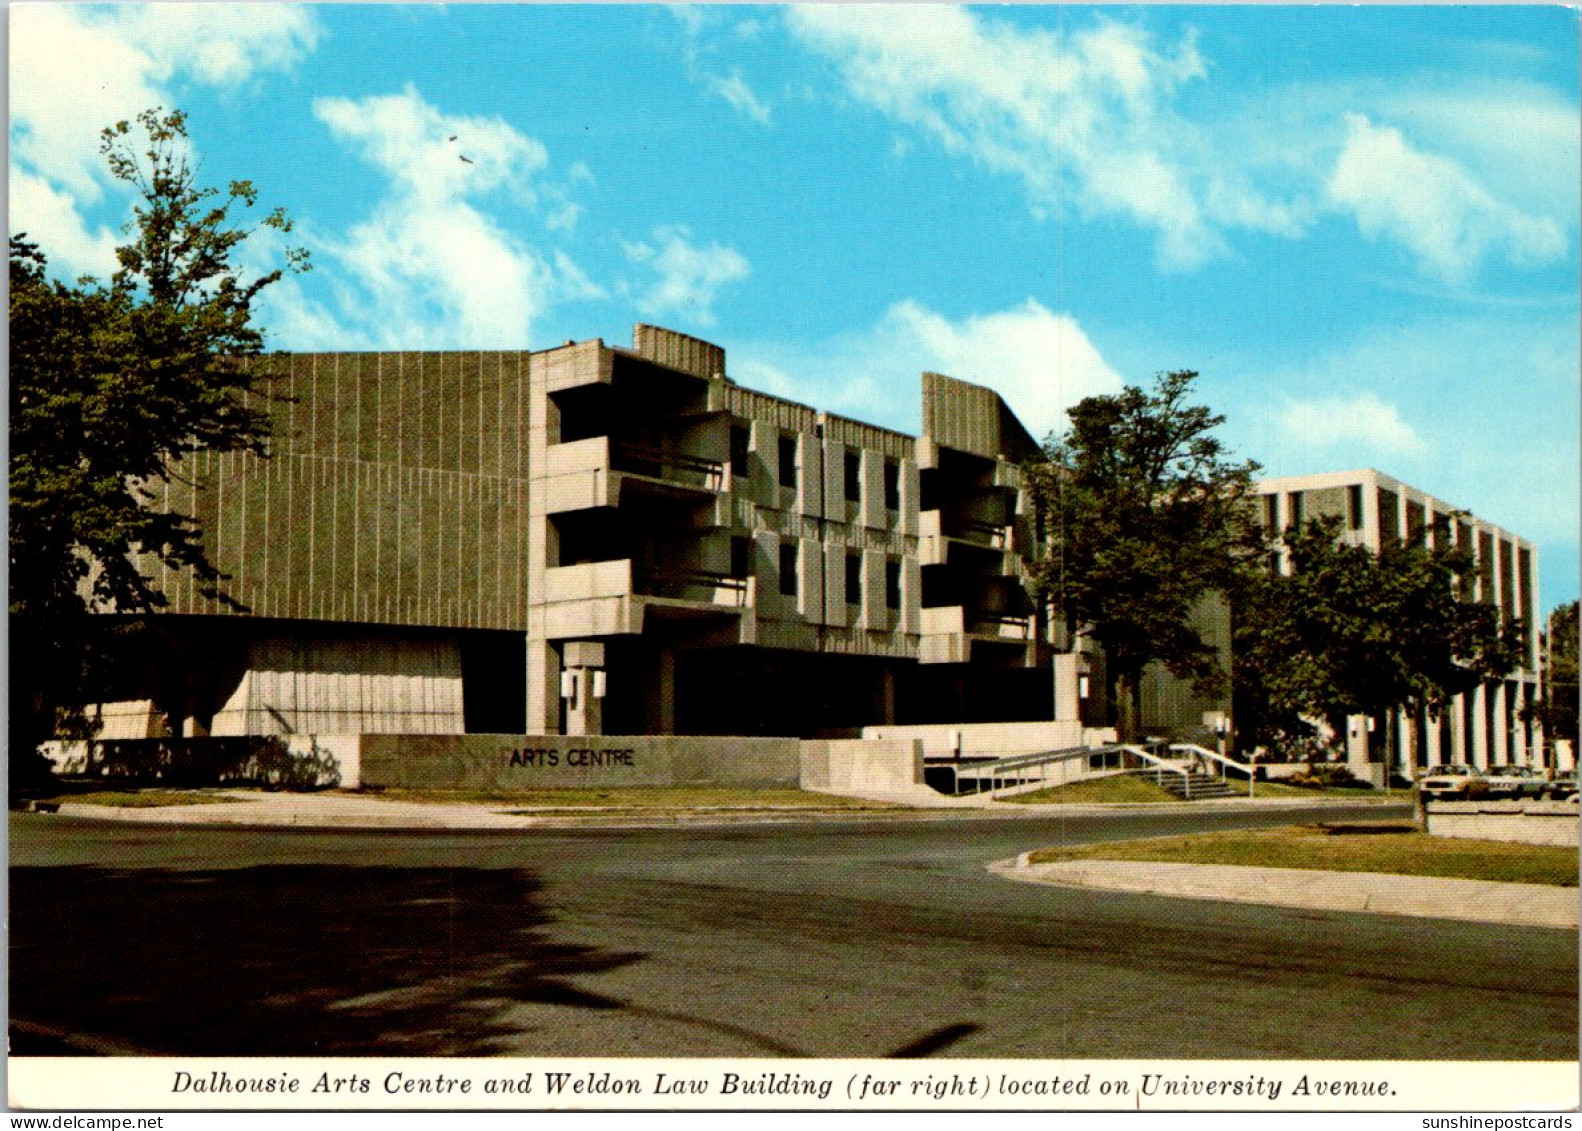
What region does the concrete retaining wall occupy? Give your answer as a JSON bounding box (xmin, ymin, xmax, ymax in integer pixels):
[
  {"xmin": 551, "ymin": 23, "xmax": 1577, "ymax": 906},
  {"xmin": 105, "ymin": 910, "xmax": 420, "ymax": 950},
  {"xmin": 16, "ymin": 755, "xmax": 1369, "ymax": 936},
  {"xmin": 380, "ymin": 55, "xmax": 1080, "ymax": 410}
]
[
  {"xmin": 359, "ymin": 733, "xmax": 802, "ymax": 790},
  {"xmin": 1426, "ymin": 800, "xmax": 1579, "ymax": 847},
  {"xmin": 800, "ymin": 739, "xmax": 922, "ymax": 792},
  {"xmin": 861, "ymin": 720, "xmax": 1087, "ymax": 760}
]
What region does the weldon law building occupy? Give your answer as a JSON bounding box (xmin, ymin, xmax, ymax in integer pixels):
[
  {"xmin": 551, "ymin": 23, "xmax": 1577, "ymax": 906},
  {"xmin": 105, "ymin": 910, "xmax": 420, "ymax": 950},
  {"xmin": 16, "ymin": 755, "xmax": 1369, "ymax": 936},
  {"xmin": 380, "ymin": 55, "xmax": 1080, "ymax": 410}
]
[{"xmin": 77, "ymin": 322, "xmax": 1551, "ymax": 785}]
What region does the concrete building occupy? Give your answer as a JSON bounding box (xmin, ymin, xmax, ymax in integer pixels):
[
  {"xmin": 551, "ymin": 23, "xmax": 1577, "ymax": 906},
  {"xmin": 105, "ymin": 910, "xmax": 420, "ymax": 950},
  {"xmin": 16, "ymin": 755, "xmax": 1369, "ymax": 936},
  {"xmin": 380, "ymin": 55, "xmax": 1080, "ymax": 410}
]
[
  {"xmin": 1252, "ymin": 469, "xmax": 1547, "ymax": 779},
  {"xmin": 103, "ymin": 324, "xmax": 1059, "ymax": 743}
]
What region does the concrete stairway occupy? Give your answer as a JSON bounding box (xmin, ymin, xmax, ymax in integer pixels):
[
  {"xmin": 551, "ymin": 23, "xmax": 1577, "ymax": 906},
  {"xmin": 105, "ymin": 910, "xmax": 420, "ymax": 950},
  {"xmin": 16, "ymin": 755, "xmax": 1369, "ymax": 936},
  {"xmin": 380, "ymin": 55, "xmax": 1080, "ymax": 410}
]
[{"xmin": 1129, "ymin": 768, "xmax": 1242, "ymax": 801}]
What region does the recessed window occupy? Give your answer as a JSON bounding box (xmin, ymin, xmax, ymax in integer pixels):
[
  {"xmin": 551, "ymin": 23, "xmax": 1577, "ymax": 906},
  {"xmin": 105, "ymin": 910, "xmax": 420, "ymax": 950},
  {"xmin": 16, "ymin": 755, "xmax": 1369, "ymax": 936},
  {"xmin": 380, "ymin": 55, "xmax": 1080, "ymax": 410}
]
[
  {"xmin": 730, "ymin": 536, "xmax": 753, "ymax": 580},
  {"xmin": 779, "ymin": 542, "xmax": 799, "ymax": 597},
  {"xmin": 844, "ymin": 449, "xmax": 861, "ymax": 501},
  {"xmin": 778, "ymin": 434, "xmax": 798, "ymax": 490},
  {"xmin": 885, "ymin": 559, "xmax": 901, "ymax": 610},
  {"xmin": 845, "ymin": 553, "xmax": 862, "ymax": 605},
  {"xmin": 729, "ymin": 425, "xmax": 750, "ymax": 478},
  {"xmin": 883, "ymin": 459, "xmax": 900, "ymax": 510},
  {"xmin": 1347, "ymin": 484, "xmax": 1363, "ymax": 531}
]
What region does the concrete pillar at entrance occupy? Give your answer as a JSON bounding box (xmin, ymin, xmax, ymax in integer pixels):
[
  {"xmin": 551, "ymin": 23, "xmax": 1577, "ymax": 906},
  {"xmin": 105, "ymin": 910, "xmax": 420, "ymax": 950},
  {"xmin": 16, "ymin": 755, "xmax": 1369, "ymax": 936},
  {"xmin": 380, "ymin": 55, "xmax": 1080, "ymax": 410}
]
[
  {"xmin": 1424, "ymin": 713, "xmax": 1442, "ymax": 767},
  {"xmin": 878, "ymin": 667, "xmax": 897, "ymax": 726},
  {"xmin": 1344, "ymin": 714, "xmax": 1370, "ymax": 776},
  {"xmin": 1053, "ymin": 654, "xmax": 1081, "ymax": 722},
  {"xmin": 526, "ymin": 639, "xmax": 562, "ymax": 735},
  {"xmin": 563, "ymin": 641, "xmax": 606, "ymax": 737}
]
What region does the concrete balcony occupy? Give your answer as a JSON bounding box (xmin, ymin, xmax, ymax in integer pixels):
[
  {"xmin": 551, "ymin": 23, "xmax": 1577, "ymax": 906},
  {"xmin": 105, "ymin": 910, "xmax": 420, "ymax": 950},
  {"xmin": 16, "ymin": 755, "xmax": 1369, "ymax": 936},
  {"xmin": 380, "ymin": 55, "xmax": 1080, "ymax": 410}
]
[
  {"xmin": 918, "ymin": 604, "xmax": 1034, "ymax": 664},
  {"xmin": 543, "ymin": 437, "xmax": 725, "ymax": 516},
  {"xmin": 919, "ymin": 509, "xmax": 1012, "ymax": 568},
  {"xmin": 543, "ymin": 559, "xmax": 752, "ymax": 640}
]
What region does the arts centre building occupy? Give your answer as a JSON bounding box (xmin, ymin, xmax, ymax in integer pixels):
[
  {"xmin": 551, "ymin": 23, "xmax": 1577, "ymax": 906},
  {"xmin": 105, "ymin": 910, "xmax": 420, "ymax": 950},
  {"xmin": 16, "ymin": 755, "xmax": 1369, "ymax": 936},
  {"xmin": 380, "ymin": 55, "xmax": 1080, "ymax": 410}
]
[{"xmin": 79, "ymin": 323, "xmax": 1554, "ymax": 789}]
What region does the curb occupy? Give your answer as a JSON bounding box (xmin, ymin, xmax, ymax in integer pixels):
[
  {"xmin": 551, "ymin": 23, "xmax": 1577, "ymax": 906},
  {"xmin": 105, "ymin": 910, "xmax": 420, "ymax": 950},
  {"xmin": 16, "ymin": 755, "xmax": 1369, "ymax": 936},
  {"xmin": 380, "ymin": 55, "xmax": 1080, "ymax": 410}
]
[{"xmin": 992, "ymin": 855, "xmax": 1579, "ymax": 930}]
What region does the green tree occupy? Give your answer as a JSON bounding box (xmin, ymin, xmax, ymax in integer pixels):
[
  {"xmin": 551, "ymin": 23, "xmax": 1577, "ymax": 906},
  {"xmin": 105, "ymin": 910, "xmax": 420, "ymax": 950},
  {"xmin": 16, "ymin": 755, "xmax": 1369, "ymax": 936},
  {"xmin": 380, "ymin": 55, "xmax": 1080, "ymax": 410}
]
[
  {"xmin": 9, "ymin": 108, "xmax": 306, "ymax": 769},
  {"xmin": 1233, "ymin": 516, "xmax": 1526, "ymax": 787},
  {"xmin": 1531, "ymin": 601, "xmax": 1578, "ymax": 755},
  {"xmin": 1026, "ymin": 370, "xmax": 1264, "ymax": 742}
]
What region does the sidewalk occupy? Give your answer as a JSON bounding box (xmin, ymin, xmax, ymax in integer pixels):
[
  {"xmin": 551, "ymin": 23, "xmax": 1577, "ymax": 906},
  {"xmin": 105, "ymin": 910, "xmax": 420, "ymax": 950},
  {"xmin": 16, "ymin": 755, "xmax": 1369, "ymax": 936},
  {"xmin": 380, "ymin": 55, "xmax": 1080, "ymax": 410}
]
[
  {"xmin": 989, "ymin": 854, "xmax": 1580, "ymax": 930},
  {"xmin": 26, "ymin": 787, "xmax": 1389, "ymax": 829}
]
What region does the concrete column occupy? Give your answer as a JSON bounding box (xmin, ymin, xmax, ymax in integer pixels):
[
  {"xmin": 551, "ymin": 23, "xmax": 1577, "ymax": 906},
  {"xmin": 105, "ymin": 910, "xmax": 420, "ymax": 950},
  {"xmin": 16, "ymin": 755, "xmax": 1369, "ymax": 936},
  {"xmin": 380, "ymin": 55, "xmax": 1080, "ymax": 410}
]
[
  {"xmin": 563, "ymin": 642, "xmax": 605, "ymax": 737},
  {"xmin": 526, "ymin": 639, "xmax": 561, "ymax": 735},
  {"xmin": 1344, "ymin": 714, "xmax": 1370, "ymax": 773},
  {"xmin": 1467, "ymin": 684, "xmax": 1488, "ymax": 768},
  {"xmin": 1053, "ymin": 653, "xmax": 1081, "ymax": 722},
  {"xmin": 1423, "ymin": 713, "xmax": 1442, "ymax": 768},
  {"xmin": 877, "ymin": 667, "xmax": 897, "ymax": 726},
  {"xmin": 654, "ymin": 645, "xmax": 676, "ymax": 735},
  {"xmin": 1449, "ymin": 693, "xmax": 1468, "ymax": 764},
  {"xmin": 1492, "ymin": 681, "xmax": 1510, "ymax": 765}
]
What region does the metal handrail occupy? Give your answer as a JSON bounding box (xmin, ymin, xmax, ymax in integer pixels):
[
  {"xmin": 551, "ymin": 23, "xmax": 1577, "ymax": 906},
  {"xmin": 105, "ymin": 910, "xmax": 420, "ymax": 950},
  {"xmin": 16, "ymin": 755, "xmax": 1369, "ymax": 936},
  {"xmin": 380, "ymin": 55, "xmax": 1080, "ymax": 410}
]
[
  {"xmin": 1119, "ymin": 744, "xmax": 1195, "ymax": 799},
  {"xmin": 950, "ymin": 744, "xmax": 1120, "ymax": 796},
  {"xmin": 1170, "ymin": 742, "xmax": 1254, "ymax": 777},
  {"xmin": 635, "ymin": 566, "xmax": 749, "ymax": 603},
  {"xmin": 612, "ymin": 441, "xmax": 725, "ymax": 489}
]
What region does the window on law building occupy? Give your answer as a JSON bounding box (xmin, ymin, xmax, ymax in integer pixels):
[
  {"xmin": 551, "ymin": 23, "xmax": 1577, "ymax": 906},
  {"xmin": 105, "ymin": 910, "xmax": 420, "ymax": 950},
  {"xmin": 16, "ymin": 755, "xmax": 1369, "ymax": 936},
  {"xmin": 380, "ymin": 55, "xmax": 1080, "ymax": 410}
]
[
  {"xmin": 883, "ymin": 459, "xmax": 900, "ymax": 511},
  {"xmin": 778, "ymin": 434, "xmax": 798, "ymax": 490},
  {"xmin": 845, "ymin": 552, "xmax": 862, "ymax": 605},
  {"xmin": 779, "ymin": 541, "xmax": 799, "ymax": 597},
  {"xmin": 729, "ymin": 425, "xmax": 750, "ymax": 478},
  {"xmin": 844, "ymin": 448, "xmax": 861, "ymax": 502},
  {"xmin": 885, "ymin": 559, "xmax": 901, "ymax": 610},
  {"xmin": 730, "ymin": 536, "xmax": 753, "ymax": 580}
]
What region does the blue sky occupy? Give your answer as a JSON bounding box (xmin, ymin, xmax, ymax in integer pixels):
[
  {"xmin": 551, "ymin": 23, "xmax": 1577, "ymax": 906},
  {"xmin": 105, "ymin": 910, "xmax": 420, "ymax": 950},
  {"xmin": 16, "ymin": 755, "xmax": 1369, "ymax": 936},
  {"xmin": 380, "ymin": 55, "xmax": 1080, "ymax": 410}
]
[{"xmin": 11, "ymin": 4, "xmax": 1580, "ymax": 613}]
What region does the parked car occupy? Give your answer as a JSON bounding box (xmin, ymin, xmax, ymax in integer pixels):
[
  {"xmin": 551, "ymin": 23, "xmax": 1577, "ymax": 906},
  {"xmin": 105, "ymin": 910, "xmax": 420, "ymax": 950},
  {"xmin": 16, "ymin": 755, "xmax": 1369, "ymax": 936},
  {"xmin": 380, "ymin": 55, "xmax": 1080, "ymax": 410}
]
[
  {"xmin": 1541, "ymin": 770, "xmax": 1579, "ymax": 801},
  {"xmin": 1480, "ymin": 764, "xmax": 1547, "ymax": 800},
  {"xmin": 1417, "ymin": 764, "xmax": 1484, "ymax": 800}
]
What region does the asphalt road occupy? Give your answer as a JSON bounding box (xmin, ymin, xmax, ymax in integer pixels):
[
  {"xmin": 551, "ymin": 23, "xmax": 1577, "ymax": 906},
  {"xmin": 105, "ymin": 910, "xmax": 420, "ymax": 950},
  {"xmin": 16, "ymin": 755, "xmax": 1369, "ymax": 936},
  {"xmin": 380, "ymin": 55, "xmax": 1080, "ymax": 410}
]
[{"xmin": 9, "ymin": 804, "xmax": 1577, "ymax": 1060}]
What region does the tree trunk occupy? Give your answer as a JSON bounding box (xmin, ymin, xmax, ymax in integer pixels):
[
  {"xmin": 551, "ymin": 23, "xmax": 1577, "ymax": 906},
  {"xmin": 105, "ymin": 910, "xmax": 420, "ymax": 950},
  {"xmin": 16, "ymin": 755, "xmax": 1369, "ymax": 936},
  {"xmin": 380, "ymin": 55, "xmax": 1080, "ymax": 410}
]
[
  {"xmin": 1115, "ymin": 669, "xmax": 1144, "ymax": 744},
  {"xmin": 1404, "ymin": 708, "xmax": 1425, "ymax": 831}
]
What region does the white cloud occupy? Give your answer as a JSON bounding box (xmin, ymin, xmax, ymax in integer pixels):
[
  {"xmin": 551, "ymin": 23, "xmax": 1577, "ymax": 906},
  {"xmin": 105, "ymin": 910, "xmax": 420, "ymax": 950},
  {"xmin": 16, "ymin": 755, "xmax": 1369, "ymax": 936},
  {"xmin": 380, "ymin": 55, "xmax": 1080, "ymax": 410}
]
[
  {"xmin": 672, "ymin": 7, "xmax": 775, "ymax": 126},
  {"xmin": 1279, "ymin": 393, "xmax": 1425, "ymax": 457},
  {"xmin": 1327, "ymin": 113, "xmax": 1567, "ymax": 284},
  {"xmin": 8, "ymin": 167, "xmax": 121, "ymax": 280},
  {"xmin": 276, "ymin": 86, "xmax": 587, "ymax": 350},
  {"xmin": 881, "ymin": 299, "xmax": 1123, "ymax": 439},
  {"xmin": 733, "ymin": 298, "xmax": 1122, "ymax": 438},
  {"xmin": 622, "ymin": 226, "xmax": 750, "ymax": 327},
  {"xmin": 789, "ymin": 9, "xmax": 1578, "ymax": 280},
  {"xmin": 708, "ymin": 70, "xmax": 773, "ymax": 126},
  {"xmin": 787, "ymin": 7, "xmax": 1265, "ymax": 271},
  {"xmin": 9, "ymin": 3, "xmax": 320, "ymax": 276},
  {"xmin": 1229, "ymin": 315, "xmax": 1579, "ymax": 548}
]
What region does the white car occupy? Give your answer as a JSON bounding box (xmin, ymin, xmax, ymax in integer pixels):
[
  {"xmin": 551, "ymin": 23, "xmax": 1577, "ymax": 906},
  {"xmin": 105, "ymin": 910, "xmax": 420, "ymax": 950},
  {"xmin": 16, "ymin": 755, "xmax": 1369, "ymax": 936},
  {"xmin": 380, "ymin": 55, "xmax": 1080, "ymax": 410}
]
[{"xmin": 1417, "ymin": 764, "xmax": 1483, "ymax": 800}]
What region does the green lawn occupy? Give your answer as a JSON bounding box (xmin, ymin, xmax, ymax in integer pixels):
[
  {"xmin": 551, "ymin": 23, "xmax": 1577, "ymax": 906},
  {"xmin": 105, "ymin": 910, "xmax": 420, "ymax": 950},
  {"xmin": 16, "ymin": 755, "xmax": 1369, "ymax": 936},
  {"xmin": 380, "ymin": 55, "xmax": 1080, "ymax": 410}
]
[
  {"xmin": 1027, "ymin": 823, "xmax": 1578, "ymax": 887},
  {"xmin": 999, "ymin": 774, "xmax": 1184, "ymax": 805},
  {"xmin": 999, "ymin": 773, "xmax": 1396, "ymax": 805},
  {"xmin": 361, "ymin": 786, "xmax": 902, "ymax": 811},
  {"xmin": 31, "ymin": 789, "xmax": 240, "ymax": 808},
  {"xmin": 1222, "ymin": 778, "xmax": 1399, "ymax": 802}
]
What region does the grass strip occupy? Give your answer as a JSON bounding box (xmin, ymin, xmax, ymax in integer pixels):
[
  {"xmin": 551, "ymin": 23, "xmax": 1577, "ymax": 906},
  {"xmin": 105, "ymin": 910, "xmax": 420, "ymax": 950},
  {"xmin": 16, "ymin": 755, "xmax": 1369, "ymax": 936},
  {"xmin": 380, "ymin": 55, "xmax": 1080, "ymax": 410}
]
[
  {"xmin": 37, "ymin": 789, "xmax": 240, "ymax": 808},
  {"xmin": 1000, "ymin": 775, "xmax": 1184, "ymax": 805},
  {"xmin": 1027, "ymin": 823, "xmax": 1578, "ymax": 887},
  {"xmin": 361, "ymin": 786, "xmax": 901, "ymax": 810}
]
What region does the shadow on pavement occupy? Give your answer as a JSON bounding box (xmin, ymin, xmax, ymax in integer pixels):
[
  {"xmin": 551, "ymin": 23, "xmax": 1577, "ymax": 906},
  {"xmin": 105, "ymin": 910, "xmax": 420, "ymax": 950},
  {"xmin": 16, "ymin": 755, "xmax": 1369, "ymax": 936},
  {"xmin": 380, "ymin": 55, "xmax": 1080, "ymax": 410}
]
[{"xmin": 10, "ymin": 865, "xmax": 645, "ymax": 1056}]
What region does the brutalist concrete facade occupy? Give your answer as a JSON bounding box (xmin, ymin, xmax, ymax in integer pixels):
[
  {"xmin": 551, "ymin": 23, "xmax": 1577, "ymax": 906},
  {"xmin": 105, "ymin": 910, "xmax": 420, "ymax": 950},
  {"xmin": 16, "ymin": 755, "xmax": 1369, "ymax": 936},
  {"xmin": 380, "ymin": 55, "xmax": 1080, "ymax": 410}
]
[{"xmin": 109, "ymin": 325, "xmax": 1052, "ymax": 742}]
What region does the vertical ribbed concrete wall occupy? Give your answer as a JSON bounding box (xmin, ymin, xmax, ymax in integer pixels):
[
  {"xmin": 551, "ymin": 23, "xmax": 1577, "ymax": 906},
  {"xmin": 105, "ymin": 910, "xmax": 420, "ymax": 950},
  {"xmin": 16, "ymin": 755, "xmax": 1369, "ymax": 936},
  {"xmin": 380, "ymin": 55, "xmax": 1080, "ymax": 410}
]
[{"xmin": 150, "ymin": 352, "xmax": 533, "ymax": 631}]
